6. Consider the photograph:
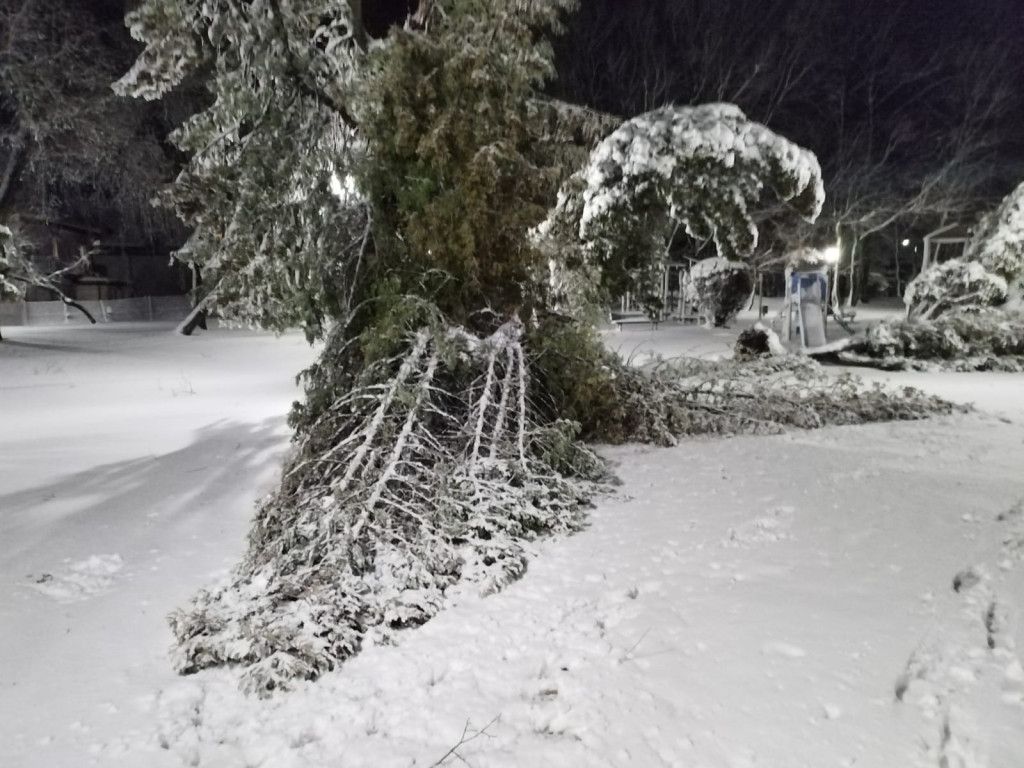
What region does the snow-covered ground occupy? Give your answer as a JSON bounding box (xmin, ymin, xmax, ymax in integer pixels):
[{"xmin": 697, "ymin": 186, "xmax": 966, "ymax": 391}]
[{"xmin": 2, "ymin": 321, "xmax": 1023, "ymax": 768}]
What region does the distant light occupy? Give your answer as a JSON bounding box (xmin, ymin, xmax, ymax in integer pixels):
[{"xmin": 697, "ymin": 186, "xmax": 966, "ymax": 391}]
[
  {"xmin": 901, "ymin": 238, "xmax": 911, "ymax": 247},
  {"xmin": 822, "ymin": 245, "xmax": 841, "ymax": 264}
]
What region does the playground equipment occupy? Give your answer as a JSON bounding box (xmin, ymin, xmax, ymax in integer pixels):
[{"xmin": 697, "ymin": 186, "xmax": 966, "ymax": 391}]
[
  {"xmin": 613, "ymin": 260, "xmax": 699, "ymax": 328},
  {"xmin": 783, "ymin": 267, "xmax": 829, "ymax": 349}
]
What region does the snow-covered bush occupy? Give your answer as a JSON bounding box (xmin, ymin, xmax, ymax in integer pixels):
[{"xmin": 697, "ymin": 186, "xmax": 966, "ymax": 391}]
[
  {"xmin": 605, "ymin": 354, "xmax": 955, "ymax": 445},
  {"xmin": 682, "ymin": 257, "xmax": 752, "ymax": 327},
  {"xmin": 906, "ymin": 181, "xmax": 1024, "ymax": 320},
  {"xmin": 538, "ymin": 103, "xmax": 823, "ymax": 316},
  {"xmin": 904, "ymin": 259, "xmax": 1008, "ymax": 321},
  {"xmin": 840, "ymin": 311, "xmax": 1024, "ymax": 371},
  {"xmin": 964, "ymin": 179, "xmax": 1024, "ymax": 308}
]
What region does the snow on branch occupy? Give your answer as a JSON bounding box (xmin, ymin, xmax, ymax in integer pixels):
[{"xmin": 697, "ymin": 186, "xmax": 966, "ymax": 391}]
[
  {"xmin": 537, "ymin": 103, "xmax": 823, "ymax": 315},
  {"xmin": 906, "ymin": 179, "xmax": 1024, "ymax": 320},
  {"xmin": 169, "ymin": 319, "xmax": 604, "ymax": 696}
]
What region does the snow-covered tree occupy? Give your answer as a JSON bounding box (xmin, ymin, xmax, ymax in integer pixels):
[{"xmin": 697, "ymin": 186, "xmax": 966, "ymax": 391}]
[
  {"xmin": 681, "ymin": 257, "xmax": 752, "ymax": 327},
  {"xmin": 118, "ymin": 0, "xmax": 952, "ymax": 695},
  {"xmin": 0, "ymin": 225, "xmax": 23, "ymax": 304},
  {"xmin": 0, "ymin": 224, "xmax": 97, "ymax": 340},
  {"xmin": 538, "ymin": 103, "xmax": 823, "ymax": 317},
  {"xmin": 905, "ymin": 180, "xmax": 1024, "ymax": 320},
  {"xmin": 114, "ymin": 0, "xmax": 371, "ymax": 335},
  {"xmin": 963, "ymin": 180, "xmax": 1024, "ymax": 309},
  {"xmin": 904, "ymin": 260, "xmax": 1008, "ymax": 322},
  {"xmin": 1, "ymin": 0, "xmax": 178, "ymax": 240}
]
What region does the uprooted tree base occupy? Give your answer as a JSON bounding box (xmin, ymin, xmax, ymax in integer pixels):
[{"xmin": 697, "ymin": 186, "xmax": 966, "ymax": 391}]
[{"xmin": 170, "ymin": 319, "xmax": 956, "ymax": 696}]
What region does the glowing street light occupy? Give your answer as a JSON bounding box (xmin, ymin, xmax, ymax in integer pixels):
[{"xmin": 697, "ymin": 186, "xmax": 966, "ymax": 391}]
[
  {"xmin": 822, "ymin": 245, "xmax": 841, "ymax": 264},
  {"xmin": 901, "ymin": 238, "xmax": 911, "ymax": 247}
]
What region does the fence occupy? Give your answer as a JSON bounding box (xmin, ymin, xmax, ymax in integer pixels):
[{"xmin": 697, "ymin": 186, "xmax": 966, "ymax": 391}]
[{"xmin": 0, "ymin": 296, "xmax": 192, "ymax": 327}]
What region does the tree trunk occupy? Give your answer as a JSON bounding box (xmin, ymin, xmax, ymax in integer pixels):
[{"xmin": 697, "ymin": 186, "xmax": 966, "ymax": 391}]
[
  {"xmin": 893, "ymin": 237, "xmax": 902, "ymax": 297},
  {"xmin": 0, "ymin": 128, "xmax": 29, "ymax": 209},
  {"xmin": 349, "ymin": 0, "xmax": 366, "ymax": 51},
  {"xmin": 58, "ymin": 295, "xmax": 98, "ymax": 324},
  {"xmin": 846, "ymin": 233, "xmax": 859, "ymax": 307},
  {"xmin": 177, "ymin": 303, "xmax": 208, "ymax": 336},
  {"xmin": 831, "ymin": 222, "xmax": 844, "ymax": 309}
]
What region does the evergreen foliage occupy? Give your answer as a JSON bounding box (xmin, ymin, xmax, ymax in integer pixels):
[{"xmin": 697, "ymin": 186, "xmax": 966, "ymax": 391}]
[
  {"xmin": 538, "ymin": 103, "xmax": 823, "ymax": 316},
  {"xmin": 682, "ymin": 257, "xmax": 753, "ymax": 327},
  {"xmin": 115, "ymin": 0, "xmax": 368, "ymax": 337},
  {"xmin": 838, "ymin": 311, "xmax": 1024, "ymax": 371},
  {"xmin": 607, "ymin": 355, "xmax": 957, "ymax": 446},
  {"xmin": 172, "ymin": 319, "xmax": 605, "ymax": 696},
  {"xmin": 905, "ymin": 180, "xmax": 1024, "ymax": 320},
  {"xmin": 962, "ymin": 180, "xmax": 1024, "ymax": 308},
  {"xmin": 119, "ymin": 0, "xmax": 955, "ymax": 693},
  {"xmin": 904, "ymin": 260, "xmax": 1008, "ymax": 322}
]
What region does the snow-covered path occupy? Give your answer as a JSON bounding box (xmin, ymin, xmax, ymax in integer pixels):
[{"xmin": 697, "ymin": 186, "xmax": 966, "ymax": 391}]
[{"xmin": 2, "ymin": 324, "xmax": 1023, "ymax": 768}]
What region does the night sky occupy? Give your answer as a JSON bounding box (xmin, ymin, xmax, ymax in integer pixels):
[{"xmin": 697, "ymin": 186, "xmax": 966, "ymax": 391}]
[{"xmin": 366, "ymin": 0, "xmax": 1024, "ymax": 176}]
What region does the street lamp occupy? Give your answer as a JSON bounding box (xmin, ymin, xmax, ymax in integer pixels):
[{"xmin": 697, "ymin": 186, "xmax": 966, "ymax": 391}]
[
  {"xmin": 901, "ymin": 238, "xmax": 911, "ymax": 247},
  {"xmin": 822, "ymin": 245, "xmax": 840, "ymax": 264}
]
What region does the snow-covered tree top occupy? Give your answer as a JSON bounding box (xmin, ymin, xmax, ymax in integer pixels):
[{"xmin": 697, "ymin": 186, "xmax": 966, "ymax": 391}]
[
  {"xmin": 909, "ymin": 179, "xmax": 1024, "ymax": 319},
  {"xmin": 688, "ymin": 256, "xmax": 745, "ymax": 279},
  {"xmin": 578, "ymin": 104, "xmax": 823, "ymax": 242},
  {"xmin": 964, "ymin": 179, "xmax": 1024, "ymax": 283},
  {"xmin": 537, "ymin": 103, "xmax": 823, "ymax": 315},
  {"xmin": 115, "ymin": 0, "xmax": 360, "ymax": 102}
]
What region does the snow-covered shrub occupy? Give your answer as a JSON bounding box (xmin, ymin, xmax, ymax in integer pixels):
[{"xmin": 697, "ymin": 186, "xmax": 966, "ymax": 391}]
[
  {"xmin": 965, "ymin": 181, "xmax": 1024, "ymax": 279},
  {"xmin": 906, "ymin": 181, "xmax": 1024, "ymax": 320},
  {"xmin": 840, "ymin": 311, "xmax": 1024, "ymax": 371},
  {"xmin": 964, "ymin": 180, "xmax": 1024, "ymax": 308},
  {"xmin": 904, "ymin": 259, "xmax": 1008, "ymax": 321},
  {"xmin": 538, "ymin": 103, "xmax": 822, "ymax": 316},
  {"xmin": 682, "ymin": 257, "xmax": 752, "ymax": 327}
]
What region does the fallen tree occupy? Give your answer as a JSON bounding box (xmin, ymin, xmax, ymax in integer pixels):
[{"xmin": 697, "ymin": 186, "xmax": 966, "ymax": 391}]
[
  {"xmin": 826, "ymin": 311, "xmax": 1024, "ymax": 372},
  {"xmin": 119, "ymin": 0, "xmax": 955, "ymax": 695}
]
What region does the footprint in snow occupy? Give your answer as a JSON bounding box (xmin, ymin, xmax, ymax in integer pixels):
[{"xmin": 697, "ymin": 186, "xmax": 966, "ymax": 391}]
[
  {"xmin": 724, "ymin": 506, "xmax": 796, "ymax": 547},
  {"xmin": 28, "ymin": 554, "xmax": 124, "ymax": 603}
]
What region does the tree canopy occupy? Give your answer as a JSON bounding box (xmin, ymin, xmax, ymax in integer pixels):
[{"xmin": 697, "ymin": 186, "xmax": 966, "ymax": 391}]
[
  {"xmin": 116, "ymin": 0, "xmax": 954, "ymax": 694},
  {"xmin": 1, "ymin": 0, "xmax": 180, "ymax": 240},
  {"xmin": 539, "ymin": 103, "xmax": 823, "ymax": 315}
]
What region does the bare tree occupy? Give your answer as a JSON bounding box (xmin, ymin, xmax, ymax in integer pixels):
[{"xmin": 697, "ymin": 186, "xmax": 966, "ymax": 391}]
[
  {"xmin": 554, "ymin": 0, "xmax": 1024, "ymax": 306},
  {"xmin": 0, "ymin": 224, "xmax": 96, "ymax": 339},
  {"xmin": 791, "ymin": 13, "xmax": 1023, "ymax": 306},
  {"xmin": 553, "ymin": 0, "xmax": 827, "ymax": 124},
  {"xmin": 0, "ymin": 0, "xmax": 179, "ymax": 239}
]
